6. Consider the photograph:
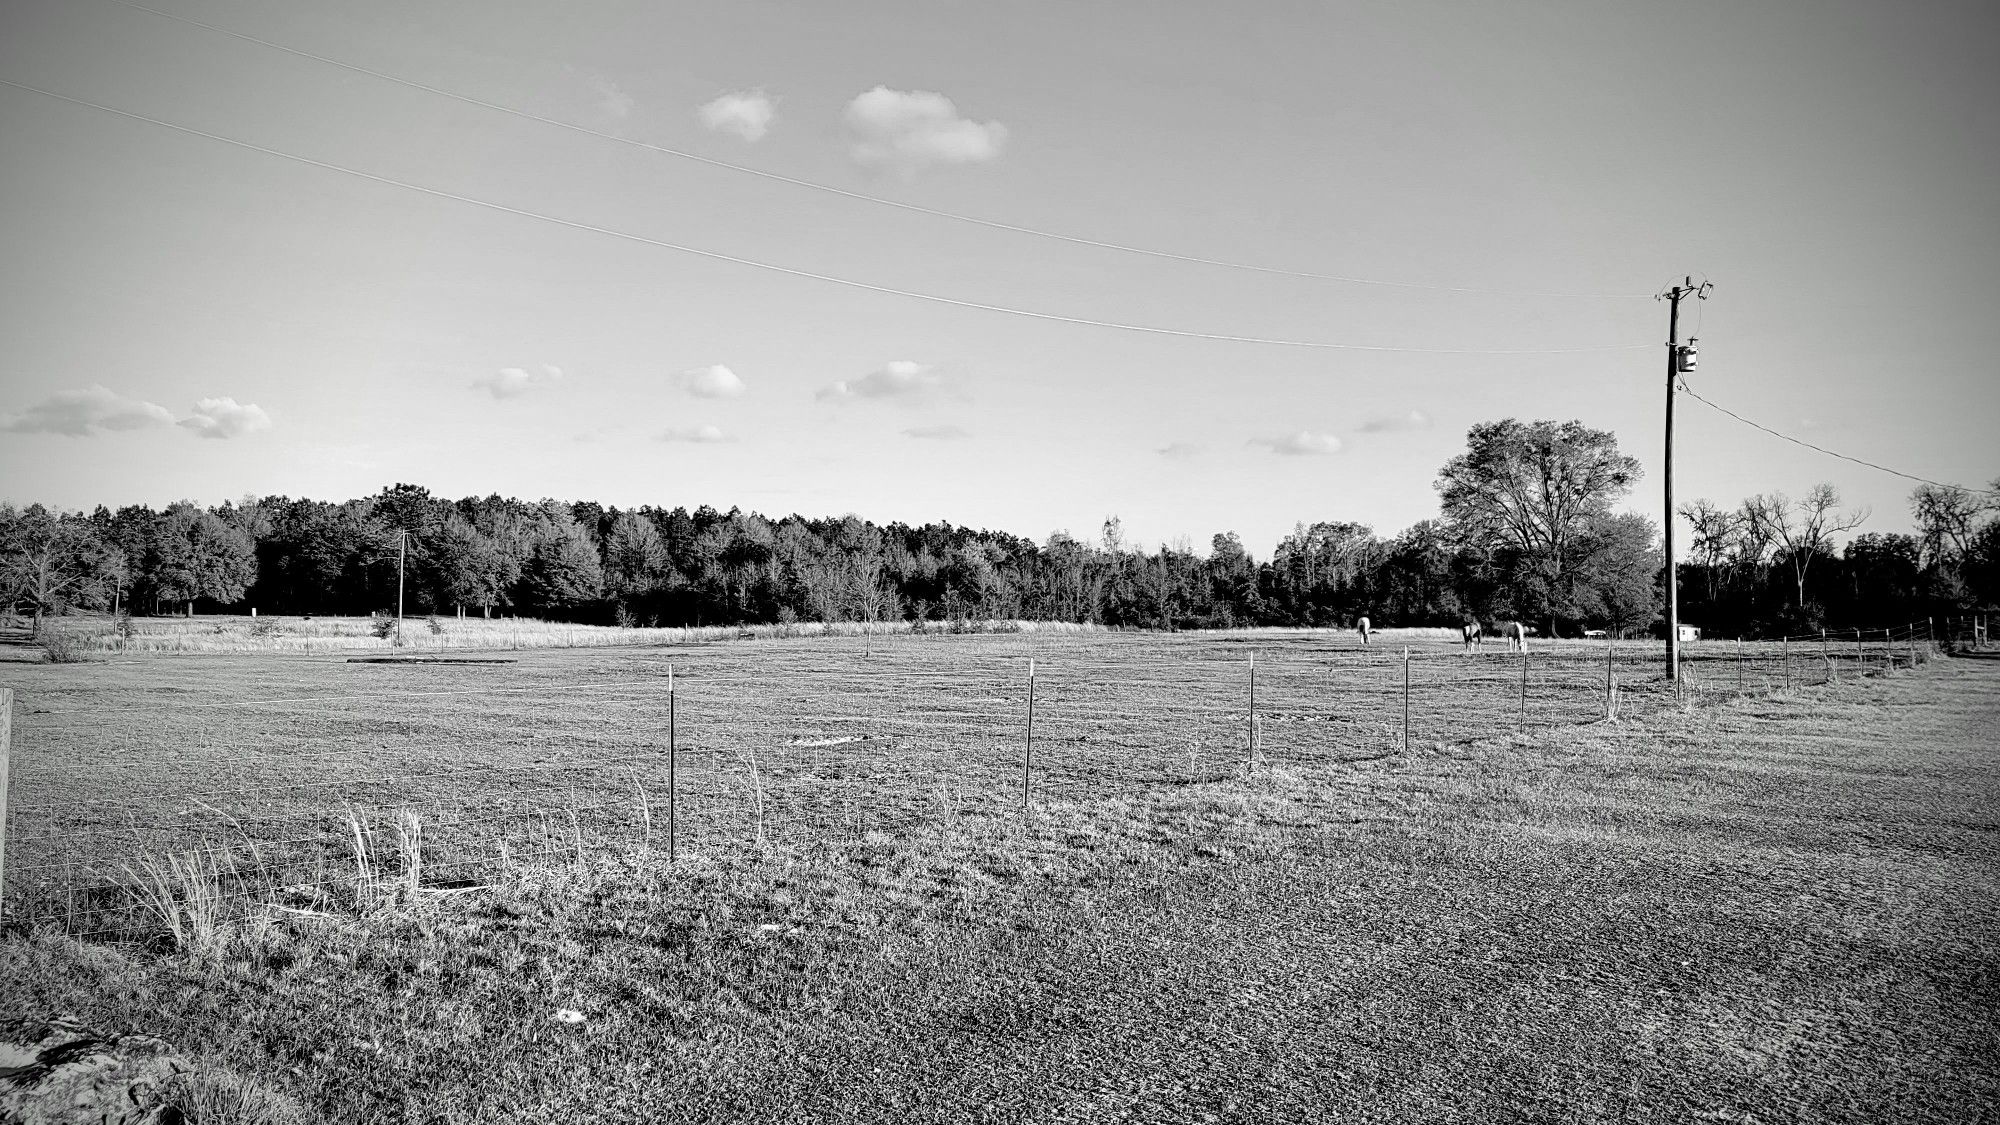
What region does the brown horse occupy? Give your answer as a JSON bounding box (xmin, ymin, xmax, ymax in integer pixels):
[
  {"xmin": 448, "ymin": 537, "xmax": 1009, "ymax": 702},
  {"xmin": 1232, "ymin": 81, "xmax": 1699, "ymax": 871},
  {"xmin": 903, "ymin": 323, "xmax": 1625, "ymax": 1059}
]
[
  {"xmin": 1461, "ymin": 621, "xmax": 1482, "ymax": 651},
  {"xmin": 1357, "ymin": 616, "xmax": 1372, "ymax": 645},
  {"xmin": 1498, "ymin": 621, "xmax": 1530, "ymax": 653}
]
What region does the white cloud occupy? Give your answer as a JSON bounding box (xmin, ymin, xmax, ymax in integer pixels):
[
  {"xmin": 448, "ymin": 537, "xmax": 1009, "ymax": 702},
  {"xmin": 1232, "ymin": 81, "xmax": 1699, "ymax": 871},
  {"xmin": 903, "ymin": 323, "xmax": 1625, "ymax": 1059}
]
[
  {"xmin": 1, "ymin": 384, "xmax": 174, "ymax": 436},
  {"xmin": 471, "ymin": 364, "xmax": 563, "ymax": 400},
  {"xmin": 1158, "ymin": 441, "xmax": 1202, "ymax": 460},
  {"xmin": 904, "ymin": 424, "xmax": 968, "ymax": 440},
  {"xmin": 698, "ymin": 90, "xmax": 775, "ymax": 142},
  {"xmin": 843, "ymin": 87, "xmax": 1006, "ymax": 176},
  {"xmin": 816, "ymin": 360, "xmax": 947, "ymax": 405},
  {"xmin": 662, "ymin": 424, "xmax": 729, "ymax": 443},
  {"xmin": 589, "ymin": 76, "xmax": 633, "ymax": 120},
  {"xmin": 1359, "ymin": 409, "xmax": 1432, "ymax": 434},
  {"xmin": 1251, "ymin": 431, "xmax": 1343, "ymax": 456},
  {"xmin": 179, "ymin": 397, "xmax": 273, "ymax": 440},
  {"xmin": 681, "ymin": 364, "xmax": 747, "ymax": 399}
]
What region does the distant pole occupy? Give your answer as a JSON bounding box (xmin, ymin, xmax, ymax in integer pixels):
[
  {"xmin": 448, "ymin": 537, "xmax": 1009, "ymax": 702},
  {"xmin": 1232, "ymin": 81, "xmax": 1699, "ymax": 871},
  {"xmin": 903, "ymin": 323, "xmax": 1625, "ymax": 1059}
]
[
  {"xmin": 1783, "ymin": 636, "xmax": 1792, "ymax": 690},
  {"xmin": 1854, "ymin": 627, "xmax": 1862, "ymax": 671},
  {"xmin": 396, "ymin": 529, "xmax": 407, "ymax": 623},
  {"xmin": 667, "ymin": 665, "xmax": 677, "ymax": 864},
  {"xmin": 1022, "ymin": 659, "xmax": 1036, "ymax": 803},
  {"xmin": 1736, "ymin": 638, "xmax": 1743, "ymax": 695},
  {"xmin": 1822, "ymin": 629, "xmax": 1833, "ymax": 683}
]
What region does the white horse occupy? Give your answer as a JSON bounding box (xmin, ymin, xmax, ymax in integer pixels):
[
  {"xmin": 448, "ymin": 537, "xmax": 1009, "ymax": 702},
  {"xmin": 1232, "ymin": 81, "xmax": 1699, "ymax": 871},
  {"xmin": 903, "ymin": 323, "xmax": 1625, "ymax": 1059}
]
[{"xmin": 1356, "ymin": 616, "xmax": 1372, "ymax": 645}]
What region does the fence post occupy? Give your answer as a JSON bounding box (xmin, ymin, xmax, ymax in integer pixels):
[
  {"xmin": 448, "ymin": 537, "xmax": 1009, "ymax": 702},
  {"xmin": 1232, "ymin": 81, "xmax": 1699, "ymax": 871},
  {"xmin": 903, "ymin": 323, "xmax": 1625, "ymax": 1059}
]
[
  {"xmin": 1822, "ymin": 630, "xmax": 1834, "ymax": 684},
  {"xmin": 1854, "ymin": 627, "xmax": 1862, "ymax": 672},
  {"xmin": 1023, "ymin": 658, "xmax": 1036, "ymax": 803},
  {"xmin": 663, "ymin": 665, "xmax": 677, "ymax": 864},
  {"xmin": 1401, "ymin": 647, "xmax": 1410, "ymax": 753},
  {"xmin": 1783, "ymin": 636, "xmax": 1791, "ymax": 690},
  {"xmin": 1517, "ymin": 650, "xmax": 1528, "ymax": 733},
  {"xmin": 1604, "ymin": 638, "xmax": 1614, "ymax": 719},
  {"xmin": 1247, "ymin": 653, "xmax": 1257, "ymax": 770},
  {"xmin": 1736, "ymin": 637, "xmax": 1743, "ymax": 695},
  {"xmin": 0, "ymin": 687, "xmax": 10, "ymax": 920}
]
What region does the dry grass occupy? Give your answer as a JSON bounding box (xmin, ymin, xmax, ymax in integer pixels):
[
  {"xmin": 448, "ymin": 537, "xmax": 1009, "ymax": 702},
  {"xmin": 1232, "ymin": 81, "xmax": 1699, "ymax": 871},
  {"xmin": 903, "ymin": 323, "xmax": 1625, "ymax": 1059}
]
[{"xmin": 38, "ymin": 615, "xmax": 1100, "ymax": 656}]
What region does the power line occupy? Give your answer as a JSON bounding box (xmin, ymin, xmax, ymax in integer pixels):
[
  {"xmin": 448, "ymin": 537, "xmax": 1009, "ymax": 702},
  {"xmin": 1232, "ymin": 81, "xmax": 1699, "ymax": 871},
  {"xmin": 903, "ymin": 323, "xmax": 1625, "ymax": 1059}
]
[
  {"xmin": 1679, "ymin": 381, "xmax": 1997, "ymax": 496},
  {"xmin": 100, "ymin": 0, "xmax": 1655, "ymax": 300},
  {"xmin": 0, "ymin": 78, "xmax": 1655, "ymax": 355}
]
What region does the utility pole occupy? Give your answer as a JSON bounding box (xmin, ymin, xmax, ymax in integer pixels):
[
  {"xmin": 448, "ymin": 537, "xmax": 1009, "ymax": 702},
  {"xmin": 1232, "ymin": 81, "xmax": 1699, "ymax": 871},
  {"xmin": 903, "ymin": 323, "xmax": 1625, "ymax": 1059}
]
[
  {"xmin": 397, "ymin": 529, "xmax": 407, "ymax": 622},
  {"xmin": 1662, "ymin": 275, "xmax": 1711, "ymax": 682}
]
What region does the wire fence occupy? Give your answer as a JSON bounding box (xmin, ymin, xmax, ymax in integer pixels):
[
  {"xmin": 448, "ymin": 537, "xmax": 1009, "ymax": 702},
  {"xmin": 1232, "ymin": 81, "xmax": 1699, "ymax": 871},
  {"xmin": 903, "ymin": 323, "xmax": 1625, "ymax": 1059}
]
[{"xmin": 0, "ymin": 617, "xmax": 1975, "ymax": 940}]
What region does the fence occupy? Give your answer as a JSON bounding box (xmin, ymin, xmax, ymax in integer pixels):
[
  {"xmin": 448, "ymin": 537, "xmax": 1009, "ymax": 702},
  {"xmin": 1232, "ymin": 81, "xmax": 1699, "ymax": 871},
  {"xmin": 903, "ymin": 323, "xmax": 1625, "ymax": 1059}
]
[{"xmin": 0, "ymin": 618, "xmax": 1968, "ymax": 940}]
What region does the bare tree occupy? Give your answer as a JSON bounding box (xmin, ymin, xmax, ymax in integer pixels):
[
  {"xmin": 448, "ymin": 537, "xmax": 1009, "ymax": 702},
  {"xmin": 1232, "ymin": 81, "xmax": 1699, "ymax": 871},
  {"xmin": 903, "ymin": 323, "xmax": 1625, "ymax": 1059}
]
[
  {"xmin": 1678, "ymin": 498, "xmax": 1742, "ymax": 602},
  {"xmin": 1909, "ymin": 483, "xmax": 1994, "ymax": 568},
  {"xmin": 1746, "ymin": 484, "xmax": 1868, "ymax": 608}
]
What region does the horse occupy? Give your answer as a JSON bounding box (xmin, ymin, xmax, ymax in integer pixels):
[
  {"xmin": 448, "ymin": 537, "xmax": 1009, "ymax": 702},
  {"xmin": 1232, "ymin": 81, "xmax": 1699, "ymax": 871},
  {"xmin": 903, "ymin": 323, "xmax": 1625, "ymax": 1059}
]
[
  {"xmin": 1461, "ymin": 621, "xmax": 1482, "ymax": 651},
  {"xmin": 1498, "ymin": 621, "xmax": 1530, "ymax": 653},
  {"xmin": 1356, "ymin": 616, "xmax": 1372, "ymax": 646}
]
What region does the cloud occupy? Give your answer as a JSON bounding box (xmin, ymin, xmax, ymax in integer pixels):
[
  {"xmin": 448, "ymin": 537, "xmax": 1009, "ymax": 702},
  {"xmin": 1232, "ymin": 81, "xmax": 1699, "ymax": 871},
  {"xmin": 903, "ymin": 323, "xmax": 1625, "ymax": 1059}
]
[
  {"xmin": 1358, "ymin": 409, "xmax": 1431, "ymax": 434},
  {"xmin": 1251, "ymin": 431, "xmax": 1343, "ymax": 456},
  {"xmin": 471, "ymin": 364, "xmax": 563, "ymax": 400},
  {"xmin": 681, "ymin": 364, "xmax": 747, "ymax": 399},
  {"xmin": 179, "ymin": 397, "xmax": 273, "ymax": 440},
  {"xmin": 698, "ymin": 90, "xmax": 775, "ymax": 142},
  {"xmin": 661, "ymin": 424, "xmax": 729, "ymax": 443},
  {"xmin": 1157, "ymin": 441, "xmax": 1202, "ymax": 460},
  {"xmin": 1, "ymin": 384, "xmax": 175, "ymax": 436},
  {"xmin": 903, "ymin": 424, "xmax": 968, "ymax": 440},
  {"xmin": 589, "ymin": 76, "xmax": 633, "ymax": 120},
  {"xmin": 843, "ymin": 87, "xmax": 1006, "ymax": 176},
  {"xmin": 816, "ymin": 360, "xmax": 948, "ymax": 405}
]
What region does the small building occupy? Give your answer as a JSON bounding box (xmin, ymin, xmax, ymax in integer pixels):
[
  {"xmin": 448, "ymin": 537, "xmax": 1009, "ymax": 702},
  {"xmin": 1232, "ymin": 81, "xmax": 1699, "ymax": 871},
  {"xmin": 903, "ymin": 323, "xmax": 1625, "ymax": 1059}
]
[
  {"xmin": 1582, "ymin": 629, "xmax": 1607, "ymax": 639},
  {"xmin": 1678, "ymin": 625, "xmax": 1701, "ymax": 642}
]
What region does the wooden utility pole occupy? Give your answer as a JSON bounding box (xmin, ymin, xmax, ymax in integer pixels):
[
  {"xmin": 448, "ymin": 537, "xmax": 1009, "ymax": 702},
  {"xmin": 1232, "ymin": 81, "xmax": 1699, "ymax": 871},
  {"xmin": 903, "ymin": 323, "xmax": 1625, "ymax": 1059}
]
[
  {"xmin": 1662, "ymin": 276, "xmax": 1710, "ymax": 682},
  {"xmin": 396, "ymin": 530, "xmax": 407, "ymax": 623}
]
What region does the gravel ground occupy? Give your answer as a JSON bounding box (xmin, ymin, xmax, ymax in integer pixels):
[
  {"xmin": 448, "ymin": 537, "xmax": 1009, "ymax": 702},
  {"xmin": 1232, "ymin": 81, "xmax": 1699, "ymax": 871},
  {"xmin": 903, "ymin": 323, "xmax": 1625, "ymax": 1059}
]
[{"xmin": 665, "ymin": 660, "xmax": 2000, "ymax": 1124}]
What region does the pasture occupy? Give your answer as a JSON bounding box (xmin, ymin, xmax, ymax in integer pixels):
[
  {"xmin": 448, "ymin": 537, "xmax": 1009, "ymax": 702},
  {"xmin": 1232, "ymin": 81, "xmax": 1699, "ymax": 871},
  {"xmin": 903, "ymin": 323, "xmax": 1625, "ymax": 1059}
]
[
  {"xmin": 3, "ymin": 625, "xmax": 1987, "ymax": 1123},
  {"xmin": 1, "ymin": 626, "xmax": 1891, "ymax": 933}
]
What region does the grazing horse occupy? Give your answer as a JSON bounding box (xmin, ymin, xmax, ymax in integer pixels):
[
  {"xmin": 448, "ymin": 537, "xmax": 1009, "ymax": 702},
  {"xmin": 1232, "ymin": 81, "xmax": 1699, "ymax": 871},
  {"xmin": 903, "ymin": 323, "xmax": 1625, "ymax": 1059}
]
[
  {"xmin": 1356, "ymin": 616, "xmax": 1372, "ymax": 646},
  {"xmin": 1499, "ymin": 621, "xmax": 1530, "ymax": 653},
  {"xmin": 1461, "ymin": 621, "xmax": 1483, "ymax": 651}
]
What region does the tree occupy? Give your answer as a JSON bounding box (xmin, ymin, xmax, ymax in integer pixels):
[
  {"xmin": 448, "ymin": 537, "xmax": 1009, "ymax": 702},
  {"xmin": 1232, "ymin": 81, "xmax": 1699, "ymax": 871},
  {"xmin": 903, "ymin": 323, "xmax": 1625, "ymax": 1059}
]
[
  {"xmin": 1745, "ymin": 485, "xmax": 1867, "ymax": 610},
  {"xmin": 1437, "ymin": 419, "xmax": 1641, "ymax": 634},
  {"xmin": 0, "ymin": 505, "xmax": 123, "ymax": 619},
  {"xmin": 1570, "ymin": 513, "xmax": 1661, "ymax": 634},
  {"xmin": 147, "ymin": 502, "xmax": 258, "ymax": 613},
  {"xmin": 1909, "ymin": 484, "xmax": 1993, "ymax": 570},
  {"xmin": 518, "ymin": 518, "xmax": 604, "ymax": 616}
]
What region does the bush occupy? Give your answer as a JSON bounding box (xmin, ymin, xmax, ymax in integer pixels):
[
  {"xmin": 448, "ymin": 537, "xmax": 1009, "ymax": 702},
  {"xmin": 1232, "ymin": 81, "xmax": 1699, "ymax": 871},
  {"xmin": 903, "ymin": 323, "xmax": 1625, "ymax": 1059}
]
[
  {"xmin": 36, "ymin": 622, "xmax": 88, "ymax": 663},
  {"xmin": 370, "ymin": 616, "xmax": 403, "ymax": 645}
]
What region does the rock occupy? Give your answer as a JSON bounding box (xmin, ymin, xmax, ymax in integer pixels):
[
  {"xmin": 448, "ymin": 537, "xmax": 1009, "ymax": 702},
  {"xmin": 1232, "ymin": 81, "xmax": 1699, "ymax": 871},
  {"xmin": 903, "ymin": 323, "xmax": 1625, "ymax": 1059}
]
[{"xmin": 0, "ymin": 1018, "xmax": 189, "ymax": 1124}]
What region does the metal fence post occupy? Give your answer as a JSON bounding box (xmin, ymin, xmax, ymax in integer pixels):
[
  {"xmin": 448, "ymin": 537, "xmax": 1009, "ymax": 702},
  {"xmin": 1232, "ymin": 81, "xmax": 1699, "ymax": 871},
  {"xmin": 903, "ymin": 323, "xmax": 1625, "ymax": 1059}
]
[
  {"xmin": 1854, "ymin": 627, "xmax": 1862, "ymax": 672},
  {"xmin": 1736, "ymin": 637, "xmax": 1743, "ymax": 694},
  {"xmin": 1023, "ymin": 658, "xmax": 1036, "ymax": 803},
  {"xmin": 1822, "ymin": 630, "xmax": 1834, "ymax": 684},
  {"xmin": 1517, "ymin": 650, "xmax": 1528, "ymax": 732},
  {"xmin": 0, "ymin": 688, "xmax": 11, "ymax": 920},
  {"xmin": 1401, "ymin": 647, "xmax": 1410, "ymax": 753},
  {"xmin": 666, "ymin": 665, "xmax": 677, "ymax": 865},
  {"xmin": 1604, "ymin": 637, "xmax": 1614, "ymax": 719},
  {"xmin": 1247, "ymin": 652, "xmax": 1257, "ymax": 769}
]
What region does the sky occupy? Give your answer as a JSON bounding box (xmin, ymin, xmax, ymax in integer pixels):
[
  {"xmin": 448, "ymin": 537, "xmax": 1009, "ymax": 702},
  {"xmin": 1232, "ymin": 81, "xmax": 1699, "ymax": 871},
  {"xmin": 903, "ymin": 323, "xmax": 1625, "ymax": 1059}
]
[{"xmin": 2, "ymin": 0, "xmax": 1996, "ymax": 557}]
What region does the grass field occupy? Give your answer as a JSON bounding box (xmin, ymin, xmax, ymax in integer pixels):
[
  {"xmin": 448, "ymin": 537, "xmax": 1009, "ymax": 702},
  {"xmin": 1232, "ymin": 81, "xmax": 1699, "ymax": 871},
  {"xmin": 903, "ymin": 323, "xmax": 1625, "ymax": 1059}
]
[
  {"xmin": 0, "ymin": 634, "xmax": 1990, "ymax": 1121},
  {"xmin": 0, "ymin": 629, "xmax": 1926, "ymax": 932}
]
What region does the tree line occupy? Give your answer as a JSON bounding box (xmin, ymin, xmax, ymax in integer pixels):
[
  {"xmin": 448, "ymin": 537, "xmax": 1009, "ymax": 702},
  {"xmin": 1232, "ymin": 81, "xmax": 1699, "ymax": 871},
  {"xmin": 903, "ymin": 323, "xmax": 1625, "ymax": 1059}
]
[{"xmin": 3, "ymin": 419, "xmax": 1993, "ymax": 637}]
